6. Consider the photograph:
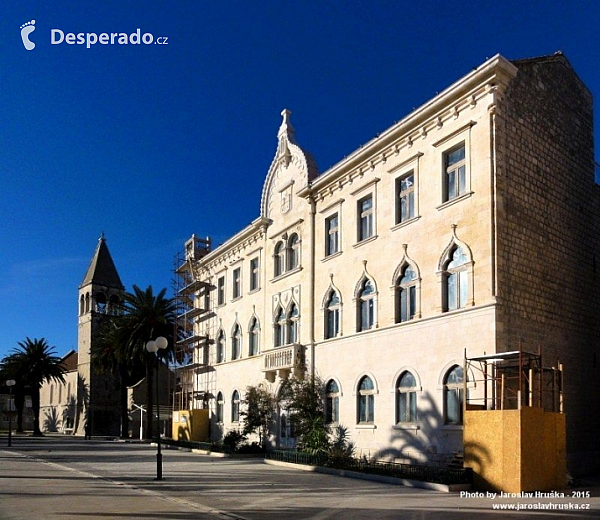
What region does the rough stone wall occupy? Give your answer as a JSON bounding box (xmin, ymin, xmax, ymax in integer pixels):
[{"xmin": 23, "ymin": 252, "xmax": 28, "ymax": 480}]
[{"xmin": 496, "ymin": 54, "xmax": 600, "ymax": 474}]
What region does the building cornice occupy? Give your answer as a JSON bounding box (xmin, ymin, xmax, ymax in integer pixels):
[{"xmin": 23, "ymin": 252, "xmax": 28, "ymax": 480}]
[
  {"xmin": 300, "ymin": 54, "xmax": 518, "ymax": 202},
  {"xmin": 198, "ymin": 217, "xmax": 271, "ymax": 271}
]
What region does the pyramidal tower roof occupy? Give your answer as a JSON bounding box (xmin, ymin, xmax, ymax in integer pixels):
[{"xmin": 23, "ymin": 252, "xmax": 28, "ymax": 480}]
[{"xmin": 80, "ymin": 234, "xmax": 124, "ymax": 289}]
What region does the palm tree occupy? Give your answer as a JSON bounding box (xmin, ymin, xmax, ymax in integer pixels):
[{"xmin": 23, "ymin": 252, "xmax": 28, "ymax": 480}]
[
  {"xmin": 92, "ymin": 320, "xmax": 145, "ymax": 438},
  {"xmin": 5, "ymin": 338, "xmax": 65, "ymax": 436},
  {"xmin": 118, "ymin": 285, "xmax": 175, "ymax": 439}
]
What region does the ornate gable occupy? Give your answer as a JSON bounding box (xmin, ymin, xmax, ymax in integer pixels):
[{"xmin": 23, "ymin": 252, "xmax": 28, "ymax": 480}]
[{"xmin": 260, "ymin": 109, "xmax": 318, "ymax": 219}]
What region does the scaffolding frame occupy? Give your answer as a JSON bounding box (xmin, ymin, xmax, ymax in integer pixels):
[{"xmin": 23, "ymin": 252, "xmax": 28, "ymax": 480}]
[
  {"xmin": 465, "ymin": 345, "xmax": 564, "ymax": 413},
  {"xmin": 172, "ymin": 235, "xmax": 212, "ymax": 412}
]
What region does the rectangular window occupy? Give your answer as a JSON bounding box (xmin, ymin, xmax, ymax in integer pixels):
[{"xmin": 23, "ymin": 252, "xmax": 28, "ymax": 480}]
[
  {"xmin": 249, "ymin": 257, "xmax": 259, "ymax": 291},
  {"xmin": 445, "ymin": 388, "xmax": 463, "ymax": 425},
  {"xmin": 326, "ymin": 307, "xmax": 339, "ymax": 339},
  {"xmin": 399, "ymin": 285, "xmax": 416, "ymax": 323},
  {"xmin": 447, "ymin": 270, "xmax": 467, "ymax": 311},
  {"xmin": 325, "ymin": 213, "xmax": 339, "ymax": 256},
  {"xmin": 360, "ymin": 298, "xmax": 374, "ymax": 331},
  {"xmin": 396, "ymin": 172, "xmax": 415, "ymax": 223},
  {"xmin": 398, "ymin": 391, "xmax": 417, "ymax": 423},
  {"xmin": 232, "ymin": 267, "xmax": 241, "ymax": 299},
  {"xmin": 326, "ymin": 395, "xmax": 339, "ymax": 424},
  {"xmin": 217, "ymin": 276, "xmax": 225, "ymax": 306},
  {"xmin": 358, "ymin": 195, "xmax": 373, "ymax": 242},
  {"xmin": 444, "ymin": 144, "xmax": 466, "ymax": 201},
  {"xmin": 359, "ymin": 394, "xmax": 374, "ymax": 423}
]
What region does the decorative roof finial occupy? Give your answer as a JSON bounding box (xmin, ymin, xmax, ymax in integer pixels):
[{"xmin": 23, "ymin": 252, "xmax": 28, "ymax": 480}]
[{"xmin": 278, "ymin": 108, "xmax": 295, "ymax": 141}]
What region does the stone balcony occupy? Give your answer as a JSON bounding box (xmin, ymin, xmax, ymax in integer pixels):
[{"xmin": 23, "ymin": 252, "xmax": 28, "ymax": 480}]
[{"xmin": 262, "ymin": 344, "xmax": 304, "ymax": 382}]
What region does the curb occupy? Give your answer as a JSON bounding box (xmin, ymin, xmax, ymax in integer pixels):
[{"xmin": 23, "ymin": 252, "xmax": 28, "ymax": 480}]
[{"xmin": 264, "ymin": 459, "xmax": 471, "ymax": 492}]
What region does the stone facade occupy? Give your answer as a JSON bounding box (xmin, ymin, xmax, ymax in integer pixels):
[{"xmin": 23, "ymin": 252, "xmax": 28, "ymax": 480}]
[
  {"xmin": 495, "ymin": 55, "xmax": 600, "ymax": 474},
  {"xmin": 177, "ymin": 53, "xmax": 600, "ymax": 475},
  {"xmin": 40, "ymin": 236, "xmax": 124, "ymax": 436},
  {"xmin": 38, "ymin": 350, "xmax": 78, "ymax": 433}
]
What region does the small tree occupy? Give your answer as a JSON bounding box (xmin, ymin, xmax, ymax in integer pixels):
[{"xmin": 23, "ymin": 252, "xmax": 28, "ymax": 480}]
[
  {"xmin": 241, "ymin": 385, "xmax": 276, "ymax": 449},
  {"xmin": 280, "ymin": 376, "xmax": 329, "ymax": 454}
]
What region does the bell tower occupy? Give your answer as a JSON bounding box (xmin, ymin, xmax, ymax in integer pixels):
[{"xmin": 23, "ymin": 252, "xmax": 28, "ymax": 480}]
[{"xmin": 76, "ymin": 234, "xmax": 124, "ymax": 436}]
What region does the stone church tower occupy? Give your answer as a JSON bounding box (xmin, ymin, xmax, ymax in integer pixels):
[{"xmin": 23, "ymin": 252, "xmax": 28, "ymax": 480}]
[{"xmin": 76, "ymin": 235, "xmax": 124, "ymax": 436}]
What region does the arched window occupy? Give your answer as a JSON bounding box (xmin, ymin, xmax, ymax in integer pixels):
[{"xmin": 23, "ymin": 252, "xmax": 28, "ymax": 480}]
[
  {"xmin": 85, "ymin": 293, "xmax": 90, "ymax": 313},
  {"xmin": 325, "ymin": 380, "xmax": 340, "ymax": 424},
  {"xmin": 231, "ymin": 390, "xmax": 240, "ymax": 423},
  {"xmin": 50, "ymin": 384, "xmax": 54, "ymax": 404},
  {"xmin": 444, "ymin": 365, "xmax": 464, "ymax": 425},
  {"xmin": 274, "ymin": 307, "xmax": 285, "ymax": 347},
  {"xmin": 95, "ymin": 292, "xmax": 107, "ymax": 313},
  {"xmin": 216, "ymin": 392, "xmax": 224, "ymax": 423},
  {"xmin": 325, "ymin": 290, "xmax": 341, "ymax": 339},
  {"xmin": 444, "ymin": 247, "xmax": 469, "ymax": 311},
  {"xmin": 109, "ymin": 294, "xmax": 120, "ymax": 316},
  {"xmin": 80, "ymin": 295, "xmax": 85, "ymax": 315},
  {"xmin": 216, "ymin": 331, "xmax": 225, "ymax": 363},
  {"xmin": 287, "ymin": 303, "xmax": 299, "ymax": 344},
  {"xmin": 249, "ymin": 318, "xmax": 259, "ymax": 356},
  {"xmin": 357, "ymin": 376, "xmax": 375, "ymax": 423},
  {"xmin": 396, "ymin": 265, "xmax": 417, "ymax": 323},
  {"xmin": 231, "ymin": 324, "xmax": 241, "ymax": 360},
  {"xmin": 358, "ymin": 279, "xmax": 375, "ymax": 332},
  {"xmin": 288, "ymin": 234, "xmax": 300, "ymax": 270},
  {"xmin": 274, "ymin": 241, "xmax": 284, "ymax": 277},
  {"xmin": 396, "ymin": 371, "xmax": 417, "ymax": 423}
]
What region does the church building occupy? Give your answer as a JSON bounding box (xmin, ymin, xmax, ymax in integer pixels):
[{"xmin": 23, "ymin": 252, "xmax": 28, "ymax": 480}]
[{"xmin": 40, "ymin": 235, "xmax": 124, "ymax": 436}]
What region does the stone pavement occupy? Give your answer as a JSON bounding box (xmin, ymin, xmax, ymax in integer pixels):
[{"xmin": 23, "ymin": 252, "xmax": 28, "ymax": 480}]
[{"xmin": 0, "ymin": 434, "xmax": 599, "ymax": 519}]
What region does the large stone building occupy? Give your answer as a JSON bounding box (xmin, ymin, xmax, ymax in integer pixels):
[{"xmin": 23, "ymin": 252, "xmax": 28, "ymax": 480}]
[{"xmin": 176, "ymin": 52, "xmax": 599, "ymax": 476}]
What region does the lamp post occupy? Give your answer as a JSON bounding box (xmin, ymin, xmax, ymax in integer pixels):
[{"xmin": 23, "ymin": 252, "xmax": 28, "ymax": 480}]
[
  {"xmin": 146, "ymin": 336, "xmax": 168, "ymax": 480},
  {"xmin": 6, "ymin": 380, "xmax": 16, "ymax": 447}
]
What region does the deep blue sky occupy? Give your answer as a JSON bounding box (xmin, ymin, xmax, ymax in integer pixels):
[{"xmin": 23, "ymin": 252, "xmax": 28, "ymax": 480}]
[{"xmin": 1, "ymin": 1, "xmax": 599, "ymax": 361}]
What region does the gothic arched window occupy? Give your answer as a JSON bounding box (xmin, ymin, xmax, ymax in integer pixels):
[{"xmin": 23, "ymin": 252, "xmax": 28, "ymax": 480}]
[
  {"xmin": 444, "ymin": 247, "xmax": 469, "ymax": 311},
  {"xmin": 396, "ymin": 265, "xmax": 417, "ymax": 323},
  {"xmin": 287, "ymin": 303, "xmax": 299, "ymax": 344},
  {"xmin": 325, "ymin": 290, "xmax": 341, "ymax": 339},
  {"xmin": 357, "ymin": 279, "xmax": 375, "ymax": 332},
  {"xmin": 396, "ymin": 371, "xmax": 417, "ymax": 423},
  {"xmin": 249, "ymin": 317, "xmax": 259, "ymax": 356},
  {"xmin": 231, "ymin": 324, "xmax": 241, "ymax": 360}
]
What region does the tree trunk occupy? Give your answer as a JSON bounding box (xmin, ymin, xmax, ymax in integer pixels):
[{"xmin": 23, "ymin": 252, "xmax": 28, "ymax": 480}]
[
  {"xmin": 145, "ymin": 363, "xmax": 154, "ymax": 440},
  {"xmin": 119, "ymin": 363, "xmax": 129, "ymax": 438}
]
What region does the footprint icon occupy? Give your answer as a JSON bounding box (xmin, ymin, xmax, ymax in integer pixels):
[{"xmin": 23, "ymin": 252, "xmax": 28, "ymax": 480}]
[{"xmin": 20, "ymin": 20, "xmax": 36, "ymax": 51}]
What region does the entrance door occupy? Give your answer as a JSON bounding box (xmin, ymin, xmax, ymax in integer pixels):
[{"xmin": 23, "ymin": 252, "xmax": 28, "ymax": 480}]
[{"xmin": 278, "ymin": 408, "xmax": 296, "ymax": 449}]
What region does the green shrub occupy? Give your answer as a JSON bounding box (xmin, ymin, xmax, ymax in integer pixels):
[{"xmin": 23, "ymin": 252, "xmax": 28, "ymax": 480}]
[{"xmin": 222, "ymin": 429, "xmax": 247, "ymax": 453}]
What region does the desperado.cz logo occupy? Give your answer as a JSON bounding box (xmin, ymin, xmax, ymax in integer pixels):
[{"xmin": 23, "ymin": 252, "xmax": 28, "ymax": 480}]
[
  {"xmin": 20, "ymin": 19, "xmax": 168, "ymax": 50},
  {"xmin": 52, "ymin": 29, "xmax": 168, "ymax": 48}
]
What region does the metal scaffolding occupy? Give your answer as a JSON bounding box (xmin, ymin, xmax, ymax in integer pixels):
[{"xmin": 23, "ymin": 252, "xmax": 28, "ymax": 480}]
[
  {"xmin": 465, "ymin": 345, "xmax": 564, "ymax": 413},
  {"xmin": 172, "ymin": 234, "xmax": 212, "ymax": 412}
]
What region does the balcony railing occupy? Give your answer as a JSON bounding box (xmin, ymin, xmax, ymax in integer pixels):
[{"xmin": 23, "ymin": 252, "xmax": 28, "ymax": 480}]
[{"xmin": 262, "ymin": 344, "xmax": 303, "ymax": 372}]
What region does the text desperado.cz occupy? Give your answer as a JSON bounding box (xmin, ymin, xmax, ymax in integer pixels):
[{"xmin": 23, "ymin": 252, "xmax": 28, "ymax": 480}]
[{"xmin": 51, "ymin": 29, "xmax": 168, "ymax": 48}]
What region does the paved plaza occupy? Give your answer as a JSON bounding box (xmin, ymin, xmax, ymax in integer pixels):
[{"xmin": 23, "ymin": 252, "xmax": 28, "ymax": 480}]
[{"xmin": 0, "ymin": 434, "xmax": 599, "ymax": 519}]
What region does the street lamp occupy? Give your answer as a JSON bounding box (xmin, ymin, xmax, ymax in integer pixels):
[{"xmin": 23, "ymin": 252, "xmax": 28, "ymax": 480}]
[
  {"xmin": 146, "ymin": 336, "xmax": 168, "ymax": 480},
  {"xmin": 6, "ymin": 380, "xmax": 16, "ymax": 447}
]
